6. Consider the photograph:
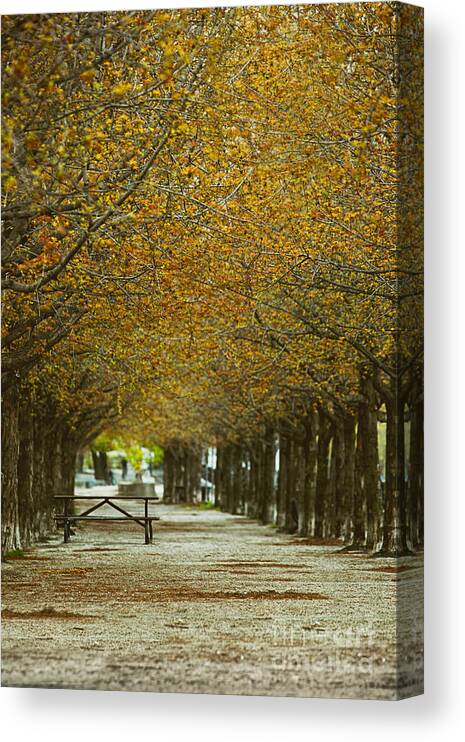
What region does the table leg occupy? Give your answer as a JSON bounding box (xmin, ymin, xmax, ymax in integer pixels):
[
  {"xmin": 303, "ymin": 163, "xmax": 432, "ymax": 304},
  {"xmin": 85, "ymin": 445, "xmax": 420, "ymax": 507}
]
[
  {"xmin": 149, "ymin": 519, "xmax": 153, "ymax": 542},
  {"xmin": 144, "ymin": 499, "xmax": 149, "ymax": 544},
  {"xmin": 64, "ymin": 498, "xmax": 70, "ymax": 543}
]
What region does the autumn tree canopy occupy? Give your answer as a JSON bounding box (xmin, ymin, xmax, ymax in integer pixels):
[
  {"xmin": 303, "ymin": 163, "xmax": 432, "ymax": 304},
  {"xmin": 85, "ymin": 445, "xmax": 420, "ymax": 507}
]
[{"xmin": 1, "ymin": 3, "xmax": 423, "ymax": 557}]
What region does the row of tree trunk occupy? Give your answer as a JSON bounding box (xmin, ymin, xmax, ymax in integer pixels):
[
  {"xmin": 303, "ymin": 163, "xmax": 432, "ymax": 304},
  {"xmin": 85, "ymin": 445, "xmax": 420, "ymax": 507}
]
[
  {"xmin": 2, "ymin": 374, "xmax": 423, "ymax": 559},
  {"xmin": 163, "ymin": 440, "xmax": 202, "ymax": 503},
  {"xmin": 1, "ymin": 380, "xmax": 110, "ymax": 556},
  {"xmin": 162, "ymin": 380, "xmax": 423, "ymax": 556},
  {"xmin": 91, "ymin": 449, "xmax": 110, "ymax": 483}
]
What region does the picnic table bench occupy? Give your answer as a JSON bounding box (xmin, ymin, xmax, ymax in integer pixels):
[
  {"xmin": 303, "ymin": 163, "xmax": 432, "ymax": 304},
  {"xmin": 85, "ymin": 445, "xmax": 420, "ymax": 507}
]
[{"xmin": 54, "ymin": 494, "xmax": 160, "ymax": 544}]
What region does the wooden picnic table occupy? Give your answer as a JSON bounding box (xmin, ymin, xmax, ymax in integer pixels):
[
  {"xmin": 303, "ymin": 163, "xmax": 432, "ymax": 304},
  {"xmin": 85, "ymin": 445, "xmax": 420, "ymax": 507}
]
[{"xmin": 54, "ymin": 494, "xmax": 160, "ymax": 545}]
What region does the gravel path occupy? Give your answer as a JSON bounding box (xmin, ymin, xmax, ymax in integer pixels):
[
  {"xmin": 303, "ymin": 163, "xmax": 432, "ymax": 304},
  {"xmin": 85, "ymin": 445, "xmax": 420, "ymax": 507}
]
[{"xmin": 1, "ymin": 498, "xmax": 423, "ymax": 699}]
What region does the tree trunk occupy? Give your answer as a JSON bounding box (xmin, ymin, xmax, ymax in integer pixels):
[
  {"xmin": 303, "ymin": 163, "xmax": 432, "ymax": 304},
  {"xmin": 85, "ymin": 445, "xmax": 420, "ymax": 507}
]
[
  {"xmin": 284, "ymin": 428, "xmax": 298, "ymax": 532},
  {"xmin": 252, "ymin": 442, "xmax": 261, "ymax": 520},
  {"xmin": 331, "ymin": 417, "xmax": 345, "ymax": 538},
  {"xmin": 91, "ymin": 449, "xmax": 108, "ymax": 482},
  {"xmin": 295, "ymin": 424, "xmax": 305, "ymax": 534},
  {"xmin": 342, "ymin": 414, "xmax": 356, "ymax": 544},
  {"xmin": 314, "ymin": 412, "xmax": 331, "ymax": 538},
  {"xmin": 180, "ymin": 445, "xmax": 188, "ymax": 503},
  {"xmin": 300, "ymin": 413, "xmax": 317, "ymax": 537},
  {"xmin": 362, "ymin": 377, "xmax": 380, "ymax": 551},
  {"xmin": 378, "ymin": 392, "xmax": 411, "ymax": 556},
  {"xmin": 33, "ymin": 410, "xmax": 53, "ymax": 538},
  {"xmin": 214, "ymin": 445, "xmax": 222, "ymax": 508},
  {"xmin": 190, "ymin": 446, "xmax": 201, "ymax": 503},
  {"xmin": 222, "ymin": 445, "xmax": 233, "ymax": 512},
  {"xmin": 326, "ymin": 433, "xmax": 336, "ymax": 537},
  {"xmin": 277, "ymin": 426, "xmax": 288, "ymax": 529},
  {"xmin": 184, "ymin": 448, "xmax": 193, "ymax": 502},
  {"xmin": 242, "ymin": 449, "xmax": 251, "ymax": 514},
  {"xmin": 1, "ymin": 381, "xmax": 21, "ymax": 555},
  {"xmin": 345, "ymin": 405, "xmax": 367, "ymax": 550},
  {"xmin": 61, "ymin": 427, "xmax": 78, "ymax": 496},
  {"xmin": 260, "ymin": 423, "xmax": 275, "ymax": 524},
  {"xmin": 17, "ymin": 392, "xmax": 36, "ymax": 546},
  {"xmin": 409, "ymin": 384, "xmax": 423, "ymax": 549},
  {"xmin": 76, "ymin": 451, "xmax": 85, "ymax": 473},
  {"xmin": 247, "ymin": 444, "xmax": 260, "ymax": 519},
  {"xmin": 163, "ymin": 444, "xmax": 175, "ymax": 503}
]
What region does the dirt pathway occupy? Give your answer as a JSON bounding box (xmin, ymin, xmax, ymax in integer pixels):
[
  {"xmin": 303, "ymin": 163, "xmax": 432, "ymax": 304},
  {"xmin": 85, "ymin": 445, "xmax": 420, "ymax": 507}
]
[{"xmin": 1, "ymin": 501, "xmax": 423, "ymax": 699}]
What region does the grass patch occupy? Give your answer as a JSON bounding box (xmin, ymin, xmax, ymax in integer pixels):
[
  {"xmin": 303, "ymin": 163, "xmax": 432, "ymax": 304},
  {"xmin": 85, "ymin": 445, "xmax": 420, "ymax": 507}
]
[{"xmin": 4, "ymin": 549, "xmax": 25, "ymax": 559}]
